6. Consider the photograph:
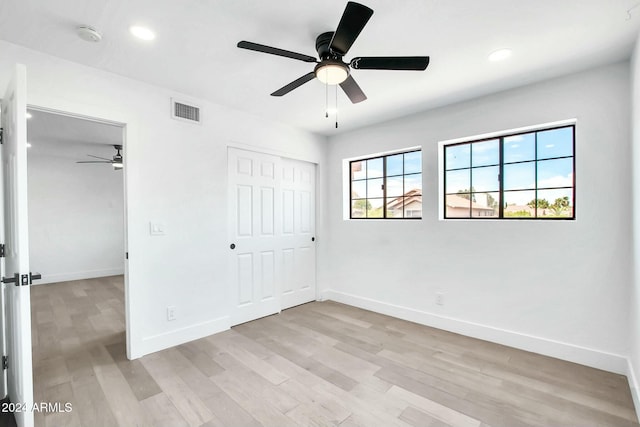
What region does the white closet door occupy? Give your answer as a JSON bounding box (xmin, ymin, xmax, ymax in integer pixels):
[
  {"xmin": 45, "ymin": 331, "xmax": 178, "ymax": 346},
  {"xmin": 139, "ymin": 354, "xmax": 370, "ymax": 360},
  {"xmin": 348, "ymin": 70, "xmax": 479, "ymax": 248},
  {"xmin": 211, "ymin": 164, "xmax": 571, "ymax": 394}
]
[
  {"xmin": 280, "ymin": 158, "xmax": 316, "ymax": 310},
  {"xmin": 228, "ymin": 148, "xmax": 281, "ymax": 326}
]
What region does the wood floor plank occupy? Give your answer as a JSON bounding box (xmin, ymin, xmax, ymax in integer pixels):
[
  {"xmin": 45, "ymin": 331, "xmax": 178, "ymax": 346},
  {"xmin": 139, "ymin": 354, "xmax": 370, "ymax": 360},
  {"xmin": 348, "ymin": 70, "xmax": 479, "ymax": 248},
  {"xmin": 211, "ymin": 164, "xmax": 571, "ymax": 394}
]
[
  {"xmin": 31, "ymin": 279, "xmax": 640, "ymax": 427},
  {"xmin": 140, "ymin": 392, "xmax": 190, "ymax": 427},
  {"xmin": 89, "ymin": 344, "xmax": 153, "ymax": 427},
  {"xmin": 141, "ymin": 352, "xmax": 214, "ymax": 427},
  {"xmin": 399, "ymin": 406, "xmax": 452, "ymax": 427},
  {"xmin": 105, "ymin": 341, "xmax": 163, "ymax": 401}
]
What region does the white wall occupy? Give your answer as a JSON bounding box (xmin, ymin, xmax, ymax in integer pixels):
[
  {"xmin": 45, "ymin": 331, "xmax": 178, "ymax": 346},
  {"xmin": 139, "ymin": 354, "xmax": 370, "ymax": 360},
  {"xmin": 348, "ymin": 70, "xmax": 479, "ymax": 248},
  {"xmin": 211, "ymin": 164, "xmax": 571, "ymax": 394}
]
[
  {"xmin": 323, "ymin": 61, "xmax": 632, "ymax": 374},
  {"xmin": 0, "ymin": 40, "xmax": 327, "ymax": 358},
  {"xmin": 27, "ymin": 148, "xmax": 124, "ymax": 284},
  {"xmin": 630, "ymin": 31, "xmax": 640, "ymax": 414}
]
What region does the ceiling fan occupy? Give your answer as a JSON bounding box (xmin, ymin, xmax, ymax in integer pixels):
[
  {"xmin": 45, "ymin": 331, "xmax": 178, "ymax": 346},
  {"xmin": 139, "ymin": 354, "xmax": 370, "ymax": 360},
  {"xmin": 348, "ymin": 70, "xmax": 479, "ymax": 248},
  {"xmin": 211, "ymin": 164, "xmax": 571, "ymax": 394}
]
[
  {"xmin": 237, "ymin": 1, "xmax": 430, "ymax": 104},
  {"xmin": 76, "ymin": 145, "xmax": 123, "ymax": 170}
]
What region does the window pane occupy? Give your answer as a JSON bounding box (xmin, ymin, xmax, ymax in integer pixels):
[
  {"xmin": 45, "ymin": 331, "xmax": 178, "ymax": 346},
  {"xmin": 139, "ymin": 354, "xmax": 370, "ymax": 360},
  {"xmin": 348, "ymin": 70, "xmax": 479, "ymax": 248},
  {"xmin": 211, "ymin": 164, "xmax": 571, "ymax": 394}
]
[
  {"xmin": 351, "ymin": 161, "xmax": 366, "ymax": 180},
  {"xmin": 386, "ymin": 197, "xmax": 402, "ymax": 218},
  {"xmin": 445, "ymin": 194, "xmax": 471, "ymax": 218},
  {"xmin": 503, "ymin": 162, "xmax": 535, "ymax": 191},
  {"xmin": 446, "ymin": 144, "xmax": 470, "ymax": 170},
  {"xmin": 471, "ymin": 139, "xmax": 499, "ymax": 167},
  {"xmin": 404, "ymin": 208, "xmax": 422, "ymax": 218},
  {"xmin": 386, "ymin": 154, "xmax": 403, "ymax": 176},
  {"xmin": 471, "ymin": 192, "xmax": 499, "ymax": 217},
  {"xmin": 471, "ymin": 166, "xmax": 499, "ymax": 192},
  {"xmin": 446, "ymin": 169, "xmax": 470, "ymax": 194},
  {"xmin": 404, "ymin": 151, "xmax": 422, "ymax": 174},
  {"xmin": 367, "ymin": 178, "xmax": 383, "ymax": 198},
  {"xmin": 537, "ymin": 158, "xmax": 573, "ymax": 189},
  {"xmin": 351, "ymin": 199, "xmax": 367, "ymax": 218},
  {"xmin": 351, "ymin": 180, "xmax": 366, "ymax": 199},
  {"xmin": 536, "ymin": 188, "xmax": 573, "ymax": 218},
  {"xmin": 404, "ymin": 173, "xmax": 422, "ymax": 195},
  {"xmin": 537, "ymin": 127, "xmax": 573, "ymax": 159},
  {"xmin": 404, "ymin": 195, "xmax": 422, "ymax": 218},
  {"xmin": 367, "ymin": 158, "xmax": 383, "ymax": 178},
  {"xmin": 504, "ymin": 190, "xmax": 535, "ymax": 217},
  {"xmin": 504, "ymin": 132, "xmax": 535, "ymax": 163},
  {"xmin": 386, "ymin": 176, "xmax": 403, "ymax": 198},
  {"xmin": 367, "ymin": 198, "xmax": 384, "ymax": 218}
]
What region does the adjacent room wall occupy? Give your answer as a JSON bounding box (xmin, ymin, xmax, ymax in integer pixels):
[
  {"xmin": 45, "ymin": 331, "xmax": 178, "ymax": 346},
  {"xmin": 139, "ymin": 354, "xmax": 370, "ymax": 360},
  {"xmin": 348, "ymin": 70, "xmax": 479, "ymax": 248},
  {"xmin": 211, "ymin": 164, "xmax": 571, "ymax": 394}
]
[
  {"xmin": 323, "ymin": 61, "xmax": 632, "ymax": 374},
  {"xmin": 630, "ymin": 30, "xmax": 640, "ymax": 413},
  {"xmin": 0, "ymin": 40, "xmax": 327, "ymax": 358},
  {"xmin": 27, "ymin": 146, "xmax": 125, "ymax": 284}
]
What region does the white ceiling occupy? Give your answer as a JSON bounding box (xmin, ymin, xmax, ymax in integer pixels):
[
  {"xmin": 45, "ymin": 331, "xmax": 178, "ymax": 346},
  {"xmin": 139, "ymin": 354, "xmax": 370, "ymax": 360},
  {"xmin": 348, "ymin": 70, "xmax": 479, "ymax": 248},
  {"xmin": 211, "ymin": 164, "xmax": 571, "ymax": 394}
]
[
  {"xmin": 2, "ymin": 0, "xmax": 640, "ymax": 136},
  {"xmin": 27, "ymin": 108, "xmax": 123, "ymax": 161}
]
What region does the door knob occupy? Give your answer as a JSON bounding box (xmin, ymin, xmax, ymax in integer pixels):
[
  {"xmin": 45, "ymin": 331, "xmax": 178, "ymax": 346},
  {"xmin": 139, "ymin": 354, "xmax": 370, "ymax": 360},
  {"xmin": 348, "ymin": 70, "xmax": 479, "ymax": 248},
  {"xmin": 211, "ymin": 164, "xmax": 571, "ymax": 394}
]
[{"xmin": 230, "ymin": 243, "xmax": 236, "ymax": 250}]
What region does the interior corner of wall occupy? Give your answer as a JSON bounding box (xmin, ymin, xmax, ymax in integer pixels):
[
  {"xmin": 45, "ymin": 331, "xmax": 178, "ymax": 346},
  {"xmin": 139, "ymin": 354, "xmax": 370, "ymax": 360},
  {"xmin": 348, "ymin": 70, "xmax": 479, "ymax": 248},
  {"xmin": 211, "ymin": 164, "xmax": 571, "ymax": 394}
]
[{"xmin": 628, "ymin": 357, "xmax": 640, "ymax": 423}]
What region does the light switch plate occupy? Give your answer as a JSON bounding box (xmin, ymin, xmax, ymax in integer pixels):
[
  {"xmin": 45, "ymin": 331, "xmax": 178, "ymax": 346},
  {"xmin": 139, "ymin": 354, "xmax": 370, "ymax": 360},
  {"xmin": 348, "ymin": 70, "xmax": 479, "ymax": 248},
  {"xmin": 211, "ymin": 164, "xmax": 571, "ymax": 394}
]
[{"xmin": 149, "ymin": 221, "xmax": 166, "ymax": 236}]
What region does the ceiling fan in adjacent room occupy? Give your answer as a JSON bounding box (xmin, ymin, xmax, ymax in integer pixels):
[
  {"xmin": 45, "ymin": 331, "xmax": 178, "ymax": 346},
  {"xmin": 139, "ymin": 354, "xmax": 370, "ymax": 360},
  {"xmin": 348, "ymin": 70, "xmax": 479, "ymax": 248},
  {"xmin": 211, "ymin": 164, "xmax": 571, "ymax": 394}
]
[
  {"xmin": 237, "ymin": 1, "xmax": 430, "ymax": 104},
  {"xmin": 76, "ymin": 145, "xmax": 123, "ymax": 170}
]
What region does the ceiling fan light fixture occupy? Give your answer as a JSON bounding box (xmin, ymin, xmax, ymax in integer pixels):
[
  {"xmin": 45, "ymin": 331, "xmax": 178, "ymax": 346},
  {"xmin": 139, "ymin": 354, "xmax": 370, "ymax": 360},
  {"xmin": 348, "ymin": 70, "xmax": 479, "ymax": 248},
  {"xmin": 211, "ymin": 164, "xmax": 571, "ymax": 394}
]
[
  {"xmin": 315, "ymin": 62, "xmax": 349, "ymax": 85},
  {"xmin": 113, "ymin": 162, "xmax": 123, "ymax": 170}
]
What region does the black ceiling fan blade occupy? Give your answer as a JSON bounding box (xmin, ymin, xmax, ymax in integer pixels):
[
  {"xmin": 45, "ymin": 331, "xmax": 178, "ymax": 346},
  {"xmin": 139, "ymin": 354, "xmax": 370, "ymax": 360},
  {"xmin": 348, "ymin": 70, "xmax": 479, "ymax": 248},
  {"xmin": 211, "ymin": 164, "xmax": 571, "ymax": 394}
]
[
  {"xmin": 237, "ymin": 41, "xmax": 317, "ymax": 63},
  {"xmin": 271, "ymin": 72, "xmax": 317, "ymax": 97},
  {"xmin": 340, "ymin": 75, "xmax": 367, "ymax": 103},
  {"xmin": 86, "ymin": 154, "xmax": 112, "ymax": 161},
  {"xmin": 350, "ymin": 56, "xmax": 430, "ymax": 70},
  {"xmin": 330, "ymin": 2, "xmax": 374, "ymax": 56},
  {"xmin": 76, "ymin": 161, "xmax": 111, "ymax": 164}
]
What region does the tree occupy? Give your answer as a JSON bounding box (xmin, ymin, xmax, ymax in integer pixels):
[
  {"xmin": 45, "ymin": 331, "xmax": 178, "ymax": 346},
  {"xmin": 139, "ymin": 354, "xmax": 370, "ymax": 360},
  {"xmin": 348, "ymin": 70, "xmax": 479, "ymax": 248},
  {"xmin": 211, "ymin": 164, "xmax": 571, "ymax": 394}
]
[
  {"xmin": 353, "ymin": 199, "xmax": 371, "ymax": 211},
  {"xmin": 486, "ymin": 193, "xmax": 498, "ymax": 209},
  {"xmin": 457, "ymin": 188, "xmax": 476, "ymax": 202},
  {"xmin": 550, "ymin": 196, "xmax": 570, "ymax": 216},
  {"xmin": 527, "ymin": 198, "xmax": 550, "ymax": 209}
]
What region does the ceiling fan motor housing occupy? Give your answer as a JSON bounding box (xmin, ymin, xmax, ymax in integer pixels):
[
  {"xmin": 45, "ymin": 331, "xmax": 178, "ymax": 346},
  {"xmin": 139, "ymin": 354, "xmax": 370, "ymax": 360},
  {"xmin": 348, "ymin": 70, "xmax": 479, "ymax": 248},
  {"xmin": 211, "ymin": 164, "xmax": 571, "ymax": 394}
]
[{"xmin": 316, "ymin": 32, "xmax": 336, "ymax": 59}]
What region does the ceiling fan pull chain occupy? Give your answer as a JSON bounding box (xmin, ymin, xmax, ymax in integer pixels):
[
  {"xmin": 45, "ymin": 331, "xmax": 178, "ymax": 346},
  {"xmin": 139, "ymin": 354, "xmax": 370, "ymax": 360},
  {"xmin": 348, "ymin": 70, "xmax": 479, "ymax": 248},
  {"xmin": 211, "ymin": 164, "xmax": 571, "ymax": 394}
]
[
  {"xmin": 335, "ymin": 84, "xmax": 339, "ymax": 129},
  {"xmin": 325, "ymin": 78, "xmax": 329, "ymax": 118}
]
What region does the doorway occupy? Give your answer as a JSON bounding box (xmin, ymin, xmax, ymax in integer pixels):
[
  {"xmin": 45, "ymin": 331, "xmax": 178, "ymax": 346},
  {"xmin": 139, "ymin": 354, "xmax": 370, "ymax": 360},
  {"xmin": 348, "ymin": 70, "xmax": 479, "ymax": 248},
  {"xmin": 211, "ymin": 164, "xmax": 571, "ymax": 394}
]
[{"xmin": 24, "ymin": 108, "xmax": 128, "ymax": 425}]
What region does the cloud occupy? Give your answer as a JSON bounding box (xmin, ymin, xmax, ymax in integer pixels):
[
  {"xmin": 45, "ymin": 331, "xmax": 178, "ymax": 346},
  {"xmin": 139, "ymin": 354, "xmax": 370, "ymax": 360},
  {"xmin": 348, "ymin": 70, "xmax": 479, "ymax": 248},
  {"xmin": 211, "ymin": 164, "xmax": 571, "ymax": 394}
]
[{"xmin": 538, "ymin": 173, "xmax": 573, "ymax": 188}]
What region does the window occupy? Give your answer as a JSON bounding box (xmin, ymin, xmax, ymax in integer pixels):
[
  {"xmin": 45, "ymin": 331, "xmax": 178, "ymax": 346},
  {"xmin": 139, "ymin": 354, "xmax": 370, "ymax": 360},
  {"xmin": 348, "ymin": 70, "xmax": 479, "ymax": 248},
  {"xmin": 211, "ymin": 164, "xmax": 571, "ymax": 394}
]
[
  {"xmin": 443, "ymin": 125, "xmax": 575, "ymax": 219},
  {"xmin": 350, "ymin": 150, "xmax": 422, "ymax": 219}
]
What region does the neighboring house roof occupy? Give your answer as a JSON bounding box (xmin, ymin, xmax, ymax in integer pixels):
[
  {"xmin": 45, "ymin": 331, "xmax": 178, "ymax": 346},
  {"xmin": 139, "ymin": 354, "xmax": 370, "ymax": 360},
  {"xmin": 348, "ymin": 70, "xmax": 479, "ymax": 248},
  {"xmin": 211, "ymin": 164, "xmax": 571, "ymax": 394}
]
[
  {"xmin": 387, "ymin": 189, "xmax": 422, "ymax": 210},
  {"xmin": 445, "ymin": 194, "xmax": 494, "ymax": 211}
]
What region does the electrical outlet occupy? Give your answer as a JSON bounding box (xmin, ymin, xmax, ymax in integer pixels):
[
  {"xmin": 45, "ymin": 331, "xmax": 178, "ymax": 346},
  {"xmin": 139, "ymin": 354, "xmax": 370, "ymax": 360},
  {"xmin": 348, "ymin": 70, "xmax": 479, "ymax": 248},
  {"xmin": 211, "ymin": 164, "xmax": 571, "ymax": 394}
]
[
  {"xmin": 167, "ymin": 306, "xmax": 177, "ymax": 321},
  {"xmin": 436, "ymin": 292, "xmax": 444, "ymax": 306}
]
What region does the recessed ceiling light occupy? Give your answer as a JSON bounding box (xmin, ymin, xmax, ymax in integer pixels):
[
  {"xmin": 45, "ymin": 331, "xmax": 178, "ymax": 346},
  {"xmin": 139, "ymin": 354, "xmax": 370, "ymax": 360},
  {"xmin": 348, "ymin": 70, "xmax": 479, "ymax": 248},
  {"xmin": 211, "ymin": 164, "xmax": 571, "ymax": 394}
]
[
  {"xmin": 130, "ymin": 25, "xmax": 156, "ymax": 41},
  {"xmin": 488, "ymin": 48, "xmax": 512, "ymax": 62},
  {"xmin": 26, "ymin": 112, "xmax": 32, "ymax": 119}
]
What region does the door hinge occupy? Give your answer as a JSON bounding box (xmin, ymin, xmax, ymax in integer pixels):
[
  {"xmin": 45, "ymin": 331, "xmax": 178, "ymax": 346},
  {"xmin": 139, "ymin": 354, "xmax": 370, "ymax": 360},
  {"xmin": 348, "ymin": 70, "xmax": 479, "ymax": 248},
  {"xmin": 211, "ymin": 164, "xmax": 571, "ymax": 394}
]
[
  {"xmin": 0, "ymin": 128, "xmax": 3, "ymax": 145},
  {"xmin": 2, "ymin": 356, "xmax": 8, "ymax": 370},
  {"xmin": 0, "ymin": 244, "xmax": 4, "ymax": 258}
]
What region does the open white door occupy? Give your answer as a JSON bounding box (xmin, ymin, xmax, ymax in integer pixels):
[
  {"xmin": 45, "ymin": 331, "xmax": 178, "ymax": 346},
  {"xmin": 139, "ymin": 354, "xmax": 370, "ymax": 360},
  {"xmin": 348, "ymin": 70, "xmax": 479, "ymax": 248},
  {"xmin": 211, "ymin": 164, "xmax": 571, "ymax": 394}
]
[{"xmin": 1, "ymin": 64, "xmax": 34, "ymax": 427}]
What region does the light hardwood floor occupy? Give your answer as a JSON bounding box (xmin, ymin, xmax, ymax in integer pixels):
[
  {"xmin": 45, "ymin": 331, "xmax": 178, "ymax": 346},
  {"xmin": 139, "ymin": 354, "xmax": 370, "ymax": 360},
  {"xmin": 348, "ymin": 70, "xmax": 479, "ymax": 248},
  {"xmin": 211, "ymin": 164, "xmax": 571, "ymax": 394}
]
[{"xmin": 31, "ymin": 276, "xmax": 639, "ymax": 427}]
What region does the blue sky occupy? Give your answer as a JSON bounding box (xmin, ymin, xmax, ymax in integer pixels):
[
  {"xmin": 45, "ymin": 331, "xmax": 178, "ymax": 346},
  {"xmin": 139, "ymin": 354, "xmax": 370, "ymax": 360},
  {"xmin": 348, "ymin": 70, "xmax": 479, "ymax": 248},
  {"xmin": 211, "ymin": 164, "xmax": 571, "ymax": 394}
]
[{"xmin": 445, "ymin": 127, "xmax": 573, "ymax": 206}]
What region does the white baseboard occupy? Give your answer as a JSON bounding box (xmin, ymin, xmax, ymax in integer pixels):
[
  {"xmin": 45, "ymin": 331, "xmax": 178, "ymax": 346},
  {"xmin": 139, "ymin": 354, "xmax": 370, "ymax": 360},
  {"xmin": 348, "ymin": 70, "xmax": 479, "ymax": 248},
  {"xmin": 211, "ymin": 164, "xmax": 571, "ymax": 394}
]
[
  {"xmin": 321, "ymin": 289, "xmax": 628, "ymax": 375},
  {"xmin": 627, "ymin": 358, "xmax": 640, "ymax": 422},
  {"xmin": 131, "ymin": 316, "xmax": 230, "ymax": 359},
  {"xmin": 34, "ymin": 268, "xmax": 125, "ymax": 285}
]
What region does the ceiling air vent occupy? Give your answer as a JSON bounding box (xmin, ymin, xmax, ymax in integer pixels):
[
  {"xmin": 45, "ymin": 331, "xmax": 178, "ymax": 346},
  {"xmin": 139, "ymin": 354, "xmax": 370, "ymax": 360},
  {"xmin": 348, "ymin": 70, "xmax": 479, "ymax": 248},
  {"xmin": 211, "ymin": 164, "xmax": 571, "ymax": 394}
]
[{"xmin": 171, "ymin": 98, "xmax": 201, "ymax": 124}]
